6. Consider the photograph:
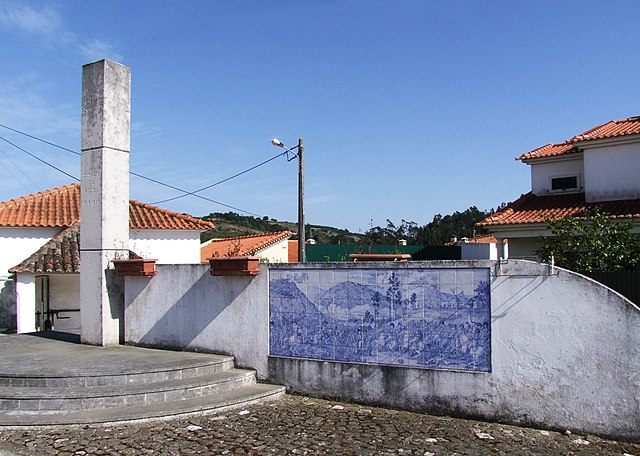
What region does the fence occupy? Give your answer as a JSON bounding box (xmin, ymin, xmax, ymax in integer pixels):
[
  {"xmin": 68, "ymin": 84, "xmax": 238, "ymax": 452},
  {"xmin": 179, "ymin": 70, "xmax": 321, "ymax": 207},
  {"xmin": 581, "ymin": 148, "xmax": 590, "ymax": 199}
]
[{"xmin": 583, "ymin": 270, "xmax": 640, "ymax": 304}]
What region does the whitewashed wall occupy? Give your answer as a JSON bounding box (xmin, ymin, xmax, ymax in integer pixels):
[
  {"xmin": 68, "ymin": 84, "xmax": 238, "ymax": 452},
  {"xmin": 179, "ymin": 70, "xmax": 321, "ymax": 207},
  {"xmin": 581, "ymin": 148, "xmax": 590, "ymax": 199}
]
[
  {"xmin": 259, "ymin": 239, "xmax": 290, "ymax": 263},
  {"xmin": 584, "ymin": 142, "xmax": 640, "ymax": 202},
  {"xmin": 124, "ymin": 260, "xmax": 639, "ymax": 441},
  {"xmin": 0, "ymin": 227, "xmax": 60, "ymax": 331},
  {"xmin": 49, "ymin": 274, "xmax": 81, "ymax": 334},
  {"xmin": 129, "ymin": 230, "xmax": 202, "ymax": 264},
  {"xmin": 530, "ymin": 157, "xmax": 583, "ymax": 196}
]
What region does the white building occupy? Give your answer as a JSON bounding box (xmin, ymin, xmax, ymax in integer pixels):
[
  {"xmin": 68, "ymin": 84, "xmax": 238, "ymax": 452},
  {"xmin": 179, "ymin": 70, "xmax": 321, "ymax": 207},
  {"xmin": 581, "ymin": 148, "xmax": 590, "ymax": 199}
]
[
  {"xmin": 0, "ymin": 183, "xmax": 213, "ymax": 334},
  {"xmin": 478, "ymin": 117, "xmax": 640, "ymax": 259}
]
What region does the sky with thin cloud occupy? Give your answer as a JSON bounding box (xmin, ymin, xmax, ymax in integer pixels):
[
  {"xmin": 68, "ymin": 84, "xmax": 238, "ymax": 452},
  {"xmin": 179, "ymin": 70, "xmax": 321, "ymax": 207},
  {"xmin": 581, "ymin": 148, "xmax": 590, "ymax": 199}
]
[{"xmin": 0, "ymin": 1, "xmax": 638, "ymax": 232}]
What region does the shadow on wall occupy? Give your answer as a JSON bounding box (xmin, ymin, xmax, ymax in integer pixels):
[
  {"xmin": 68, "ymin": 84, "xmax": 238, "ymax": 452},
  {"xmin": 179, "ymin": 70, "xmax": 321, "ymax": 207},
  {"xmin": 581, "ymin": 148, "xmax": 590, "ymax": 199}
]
[
  {"xmin": 126, "ymin": 268, "xmax": 248, "ymax": 351},
  {"xmin": 0, "ymin": 278, "xmax": 16, "ymax": 332}
]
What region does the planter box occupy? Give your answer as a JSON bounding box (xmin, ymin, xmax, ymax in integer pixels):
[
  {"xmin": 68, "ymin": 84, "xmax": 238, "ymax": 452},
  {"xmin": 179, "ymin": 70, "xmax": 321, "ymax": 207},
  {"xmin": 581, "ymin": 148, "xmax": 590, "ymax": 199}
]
[
  {"xmin": 348, "ymin": 253, "xmax": 411, "ymax": 262},
  {"xmin": 208, "ymin": 256, "xmax": 261, "ymax": 276},
  {"xmin": 113, "ymin": 258, "xmax": 157, "ymax": 277}
]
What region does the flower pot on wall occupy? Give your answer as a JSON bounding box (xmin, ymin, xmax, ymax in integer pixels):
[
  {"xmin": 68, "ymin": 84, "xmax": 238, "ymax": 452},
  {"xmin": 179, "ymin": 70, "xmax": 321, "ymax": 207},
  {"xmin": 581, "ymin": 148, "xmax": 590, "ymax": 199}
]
[
  {"xmin": 113, "ymin": 258, "xmax": 157, "ymax": 277},
  {"xmin": 208, "ymin": 256, "xmax": 261, "ymax": 276},
  {"xmin": 348, "ymin": 253, "xmax": 411, "ymax": 262}
]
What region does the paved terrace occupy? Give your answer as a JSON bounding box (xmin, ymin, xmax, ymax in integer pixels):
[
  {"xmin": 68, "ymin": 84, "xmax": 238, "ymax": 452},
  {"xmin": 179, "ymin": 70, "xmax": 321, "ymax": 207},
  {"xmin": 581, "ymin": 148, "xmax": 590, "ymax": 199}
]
[
  {"xmin": 0, "ymin": 333, "xmax": 638, "ymax": 455},
  {"xmin": 0, "ymin": 395, "xmax": 638, "ymax": 455}
]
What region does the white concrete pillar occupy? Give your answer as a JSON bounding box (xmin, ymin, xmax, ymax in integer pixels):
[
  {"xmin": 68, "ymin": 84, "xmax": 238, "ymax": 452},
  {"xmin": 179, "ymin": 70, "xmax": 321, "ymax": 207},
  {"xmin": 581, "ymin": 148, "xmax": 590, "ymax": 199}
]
[
  {"xmin": 80, "ymin": 59, "xmax": 131, "ymax": 346},
  {"xmin": 16, "ymin": 273, "xmax": 36, "ymax": 333}
]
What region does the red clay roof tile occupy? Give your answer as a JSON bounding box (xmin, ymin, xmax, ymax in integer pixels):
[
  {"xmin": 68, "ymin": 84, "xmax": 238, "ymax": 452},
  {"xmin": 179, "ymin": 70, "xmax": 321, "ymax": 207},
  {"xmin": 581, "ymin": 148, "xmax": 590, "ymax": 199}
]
[
  {"xmin": 0, "ymin": 183, "xmax": 213, "ymax": 231},
  {"xmin": 477, "ymin": 192, "xmax": 640, "ymax": 227},
  {"xmin": 201, "ymin": 231, "xmax": 293, "ymax": 263},
  {"xmin": 517, "ymin": 117, "xmax": 640, "ymax": 161},
  {"xmin": 10, "ymin": 222, "xmax": 81, "ymax": 274}
]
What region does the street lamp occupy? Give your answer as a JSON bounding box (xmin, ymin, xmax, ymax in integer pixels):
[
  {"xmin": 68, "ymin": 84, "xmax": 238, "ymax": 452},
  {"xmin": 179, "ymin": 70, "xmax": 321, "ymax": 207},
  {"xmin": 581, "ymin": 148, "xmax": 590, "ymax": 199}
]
[{"xmin": 271, "ymin": 137, "xmax": 305, "ymax": 262}]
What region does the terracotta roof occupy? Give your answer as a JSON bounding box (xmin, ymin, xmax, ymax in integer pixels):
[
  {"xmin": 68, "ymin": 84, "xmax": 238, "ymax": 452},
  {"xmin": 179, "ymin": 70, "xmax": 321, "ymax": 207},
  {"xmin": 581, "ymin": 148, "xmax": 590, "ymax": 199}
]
[
  {"xmin": 10, "ymin": 223, "xmax": 81, "ymax": 274},
  {"xmin": 518, "ymin": 117, "xmax": 640, "ymax": 161},
  {"xmin": 477, "ymin": 192, "xmax": 640, "ymax": 227},
  {"xmin": 0, "ymin": 183, "xmax": 213, "ymax": 231},
  {"xmin": 201, "ymin": 231, "xmax": 293, "ymax": 262}
]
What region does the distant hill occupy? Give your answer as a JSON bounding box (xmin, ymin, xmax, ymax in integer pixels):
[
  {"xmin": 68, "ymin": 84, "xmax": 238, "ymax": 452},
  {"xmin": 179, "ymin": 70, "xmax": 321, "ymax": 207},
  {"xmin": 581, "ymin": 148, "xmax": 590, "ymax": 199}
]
[{"xmin": 200, "ymin": 212, "xmax": 363, "ymax": 244}]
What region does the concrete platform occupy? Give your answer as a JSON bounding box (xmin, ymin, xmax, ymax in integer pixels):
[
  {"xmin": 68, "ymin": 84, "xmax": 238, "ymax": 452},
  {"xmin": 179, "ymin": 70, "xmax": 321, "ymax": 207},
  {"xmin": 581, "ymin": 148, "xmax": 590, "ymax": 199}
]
[{"xmin": 0, "ymin": 332, "xmax": 284, "ymax": 426}]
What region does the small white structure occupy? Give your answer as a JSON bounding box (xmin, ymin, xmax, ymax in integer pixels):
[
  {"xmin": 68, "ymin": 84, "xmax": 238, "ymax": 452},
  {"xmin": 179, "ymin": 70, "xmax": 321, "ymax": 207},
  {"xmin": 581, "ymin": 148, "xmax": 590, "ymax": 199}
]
[
  {"xmin": 447, "ymin": 234, "xmax": 500, "ymax": 260},
  {"xmin": 479, "ymin": 117, "xmax": 640, "ymax": 259},
  {"xmin": 0, "ymin": 183, "xmax": 213, "ymax": 334}
]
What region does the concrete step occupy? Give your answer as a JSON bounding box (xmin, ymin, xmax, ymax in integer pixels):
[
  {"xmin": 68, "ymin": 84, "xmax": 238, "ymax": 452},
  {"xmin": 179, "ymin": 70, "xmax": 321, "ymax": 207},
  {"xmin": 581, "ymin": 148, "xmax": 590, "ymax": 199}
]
[
  {"xmin": 0, "ymin": 334, "xmax": 285, "ymax": 426},
  {"xmin": 0, "ymin": 354, "xmax": 236, "ymax": 388},
  {"xmin": 0, "ymin": 368, "xmax": 257, "ymax": 411},
  {"xmin": 0, "ymin": 383, "xmax": 285, "ymax": 426}
]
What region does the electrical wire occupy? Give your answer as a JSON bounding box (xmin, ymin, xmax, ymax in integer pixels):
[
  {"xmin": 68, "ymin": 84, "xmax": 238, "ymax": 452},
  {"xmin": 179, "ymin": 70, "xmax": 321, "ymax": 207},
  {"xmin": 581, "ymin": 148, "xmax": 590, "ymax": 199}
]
[
  {"xmin": 0, "ymin": 135, "xmax": 79, "ymax": 181},
  {"xmin": 150, "ymin": 150, "xmax": 288, "ymax": 205},
  {"xmin": 0, "ymin": 145, "xmax": 40, "ymax": 193},
  {"xmin": 0, "ymin": 123, "xmax": 287, "ymax": 217}
]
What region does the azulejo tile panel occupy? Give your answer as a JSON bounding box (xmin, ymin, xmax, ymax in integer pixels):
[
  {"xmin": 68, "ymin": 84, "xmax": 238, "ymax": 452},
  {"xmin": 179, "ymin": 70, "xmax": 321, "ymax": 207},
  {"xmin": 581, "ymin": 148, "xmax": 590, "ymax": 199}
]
[{"xmin": 269, "ymin": 268, "xmax": 491, "ymax": 372}]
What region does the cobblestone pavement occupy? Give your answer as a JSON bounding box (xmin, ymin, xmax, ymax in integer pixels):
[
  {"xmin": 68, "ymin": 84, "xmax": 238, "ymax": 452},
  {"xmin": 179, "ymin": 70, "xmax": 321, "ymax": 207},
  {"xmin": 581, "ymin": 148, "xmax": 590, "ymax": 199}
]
[{"xmin": 0, "ymin": 395, "xmax": 638, "ymax": 455}]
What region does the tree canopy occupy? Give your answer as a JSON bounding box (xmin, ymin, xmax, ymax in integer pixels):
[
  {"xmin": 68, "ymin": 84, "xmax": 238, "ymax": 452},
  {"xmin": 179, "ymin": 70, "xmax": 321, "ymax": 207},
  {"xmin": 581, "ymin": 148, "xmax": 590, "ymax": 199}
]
[{"xmin": 536, "ymin": 207, "xmax": 640, "ymax": 272}]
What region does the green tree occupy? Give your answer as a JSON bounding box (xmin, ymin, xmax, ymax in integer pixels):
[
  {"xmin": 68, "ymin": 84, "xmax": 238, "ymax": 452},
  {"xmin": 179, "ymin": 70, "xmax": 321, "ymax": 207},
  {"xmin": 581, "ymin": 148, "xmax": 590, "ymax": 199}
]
[
  {"xmin": 536, "ymin": 207, "xmax": 640, "ymax": 272},
  {"xmin": 416, "ymin": 206, "xmax": 491, "ymax": 246}
]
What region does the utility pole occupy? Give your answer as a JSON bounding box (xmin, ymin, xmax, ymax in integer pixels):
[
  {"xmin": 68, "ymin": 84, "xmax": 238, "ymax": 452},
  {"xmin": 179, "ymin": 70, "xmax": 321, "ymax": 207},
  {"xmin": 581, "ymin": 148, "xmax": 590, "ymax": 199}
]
[{"xmin": 297, "ymin": 138, "xmax": 305, "ymax": 262}]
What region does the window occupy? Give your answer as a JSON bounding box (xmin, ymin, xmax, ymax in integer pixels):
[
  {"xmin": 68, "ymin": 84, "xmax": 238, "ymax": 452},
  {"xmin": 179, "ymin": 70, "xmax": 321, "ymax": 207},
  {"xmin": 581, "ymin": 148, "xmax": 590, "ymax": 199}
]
[{"xmin": 551, "ymin": 175, "xmax": 578, "ymax": 191}]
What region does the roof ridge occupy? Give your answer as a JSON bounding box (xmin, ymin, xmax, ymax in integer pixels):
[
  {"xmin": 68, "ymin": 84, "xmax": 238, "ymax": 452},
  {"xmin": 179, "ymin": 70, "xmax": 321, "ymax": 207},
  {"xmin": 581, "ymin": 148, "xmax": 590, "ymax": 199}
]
[
  {"xmin": 129, "ymin": 199, "xmax": 212, "ymax": 226},
  {"xmin": 0, "ymin": 183, "xmax": 79, "ymax": 210},
  {"xmin": 212, "ymin": 230, "xmax": 293, "ymax": 242}
]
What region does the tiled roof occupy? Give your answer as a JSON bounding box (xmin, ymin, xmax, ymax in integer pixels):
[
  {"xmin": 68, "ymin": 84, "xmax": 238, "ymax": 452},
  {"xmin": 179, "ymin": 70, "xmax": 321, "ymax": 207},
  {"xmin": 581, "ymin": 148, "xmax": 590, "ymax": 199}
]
[
  {"xmin": 0, "ymin": 183, "xmax": 214, "ymax": 231},
  {"xmin": 517, "ymin": 117, "xmax": 640, "ymax": 161},
  {"xmin": 477, "ymin": 192, "xmax": 640, "ymax": 227},
  {"xmin": 129, "ymin": 200, "xmax": 213, "ymax": 231},
  {"xmin": 201, "ymin": 231, "xmax": 294, "ymax": 262},
  {"xmin": 10, "ymin": 223, "xmax": 81, "ymax": 274}
]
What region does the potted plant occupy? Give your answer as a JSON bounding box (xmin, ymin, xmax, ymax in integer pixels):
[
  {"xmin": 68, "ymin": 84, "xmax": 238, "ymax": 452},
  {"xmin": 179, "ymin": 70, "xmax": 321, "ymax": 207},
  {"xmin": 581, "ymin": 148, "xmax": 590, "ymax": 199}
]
[
  {"xmin": 112, "ymin": 251, "xmax": 157, "ymax": 277},
  {"xmin": 208, "ymin": 240, "xmax": 261, "ymax": 276}
]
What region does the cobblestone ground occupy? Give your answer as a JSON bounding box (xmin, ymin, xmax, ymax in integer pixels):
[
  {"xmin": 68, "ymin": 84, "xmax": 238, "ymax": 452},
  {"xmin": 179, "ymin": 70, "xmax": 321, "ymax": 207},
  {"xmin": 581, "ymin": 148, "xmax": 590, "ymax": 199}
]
[{"xmin": 0, "ymin": 395, "xmax": 638, "ymax": 455}]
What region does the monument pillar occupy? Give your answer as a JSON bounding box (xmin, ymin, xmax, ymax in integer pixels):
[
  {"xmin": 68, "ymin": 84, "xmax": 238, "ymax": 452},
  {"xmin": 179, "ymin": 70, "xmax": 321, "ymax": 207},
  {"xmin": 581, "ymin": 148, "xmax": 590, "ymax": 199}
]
[{"xmin": 80, "ymin": 59, "xmax": 131, "ymax": 346}]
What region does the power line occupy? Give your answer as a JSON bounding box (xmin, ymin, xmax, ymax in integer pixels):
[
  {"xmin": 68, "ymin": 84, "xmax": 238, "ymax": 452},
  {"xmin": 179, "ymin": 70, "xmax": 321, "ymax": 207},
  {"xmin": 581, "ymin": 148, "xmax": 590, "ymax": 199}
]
[
  {"xmin": 0, "ymin": 135, "xmax": 79, "ymax": 181},
  {"xmin": 151, "ymin": 150, "xmax": 288, "ymax": 205},
  {"xmin": 0, "ymin": 123, "xmax": 282, "ymax": 217}
]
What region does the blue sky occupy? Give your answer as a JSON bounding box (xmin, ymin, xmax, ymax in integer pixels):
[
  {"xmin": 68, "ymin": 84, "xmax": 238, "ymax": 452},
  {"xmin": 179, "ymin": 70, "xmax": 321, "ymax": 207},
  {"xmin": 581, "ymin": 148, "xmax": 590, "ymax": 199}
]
[{"xmin": 0, "ymin": 1, "xmax": 638, "ymax": 233}]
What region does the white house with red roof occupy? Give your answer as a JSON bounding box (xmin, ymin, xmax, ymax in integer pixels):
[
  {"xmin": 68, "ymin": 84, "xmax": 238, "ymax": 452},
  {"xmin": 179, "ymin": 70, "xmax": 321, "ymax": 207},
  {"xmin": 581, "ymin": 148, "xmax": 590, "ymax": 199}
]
[
  {"xmin": 200, "ymin": 231, "xmax": 294, "ymax": 264},
  {"xmin": 478, "ymin": 117, "xmax": 640, "ymax": 259},
  {"xmin": 0, "ymin": 183, "xmax": 213, "ymax": 334}
]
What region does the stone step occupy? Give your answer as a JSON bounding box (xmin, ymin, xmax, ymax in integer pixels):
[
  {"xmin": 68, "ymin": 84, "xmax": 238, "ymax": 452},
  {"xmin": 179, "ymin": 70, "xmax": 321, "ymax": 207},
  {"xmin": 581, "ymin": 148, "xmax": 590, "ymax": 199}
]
[
  {"xmin": 0, "ymin": 354, "xmax": 235, "ymax": 388},
  {"xmin": 0, "ymin": 369, "xmax": 257, "ymax": 411},
  {"xmin": 0, "ymin": 383, "xmax": 285, "ymax": 426}
]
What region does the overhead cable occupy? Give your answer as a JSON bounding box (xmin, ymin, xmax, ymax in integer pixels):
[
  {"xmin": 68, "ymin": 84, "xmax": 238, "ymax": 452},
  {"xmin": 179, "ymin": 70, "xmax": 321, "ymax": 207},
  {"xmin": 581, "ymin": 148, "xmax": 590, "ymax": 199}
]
[
  {"xmin": 0, "ymin": 124, "xmax": 274, "ymax": 216},
  {"xmin": 0, "ymin": 135, "xmax": 79, "ymax": 181}
]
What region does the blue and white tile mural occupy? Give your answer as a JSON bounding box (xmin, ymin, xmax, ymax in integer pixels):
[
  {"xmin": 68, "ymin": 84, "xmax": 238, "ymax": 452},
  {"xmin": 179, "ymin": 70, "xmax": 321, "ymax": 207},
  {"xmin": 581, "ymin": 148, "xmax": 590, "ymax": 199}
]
[{"xmin": 269, "ymin": 268, "xmax": 491, "ymax": 372}]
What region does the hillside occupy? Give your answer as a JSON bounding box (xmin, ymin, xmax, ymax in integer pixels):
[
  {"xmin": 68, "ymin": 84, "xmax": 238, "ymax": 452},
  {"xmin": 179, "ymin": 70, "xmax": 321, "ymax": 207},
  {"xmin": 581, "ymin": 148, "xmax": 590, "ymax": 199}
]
[{"xmin": 200, "ymin": 212, "xmax": 362, "ymax": 244}]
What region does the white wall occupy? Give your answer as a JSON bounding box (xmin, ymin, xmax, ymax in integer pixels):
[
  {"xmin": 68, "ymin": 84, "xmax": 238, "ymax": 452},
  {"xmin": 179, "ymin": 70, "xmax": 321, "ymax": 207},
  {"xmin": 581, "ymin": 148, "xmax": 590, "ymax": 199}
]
[
  {"xmin": 15, "ymin": 274, "xmax": 35, "ymax": 333},
  {"xmin": 584, "ymin": 142, "xmax": 640, "ymax": 202},
  {"xmin": 49, "ymin": 274, "xmax": 81, "ymax": 334},
  {"xmin": 124, "ymin": 260, "xmax": 640, "ymax": 441},
  {"xmin": 0, "ymin": 227, "xmax": 61, "ymax": 279},
  {"xmin": 129, "ymin": 230, "xmax": 202, "ymax": 264},
  {"xmin": 259, "ymin": 239, "xmax": 290, "ymax": 263},
  {"xmin": 530, "ymin": 157, "xmax": 583, "ymax": 196},
  {"xmin": 125, "ymin": 265, "xmax": 269, "ymax": 376},
  {"xmin": 0, "ymin": 227, "xmax": 60, "ymax": 332}
]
